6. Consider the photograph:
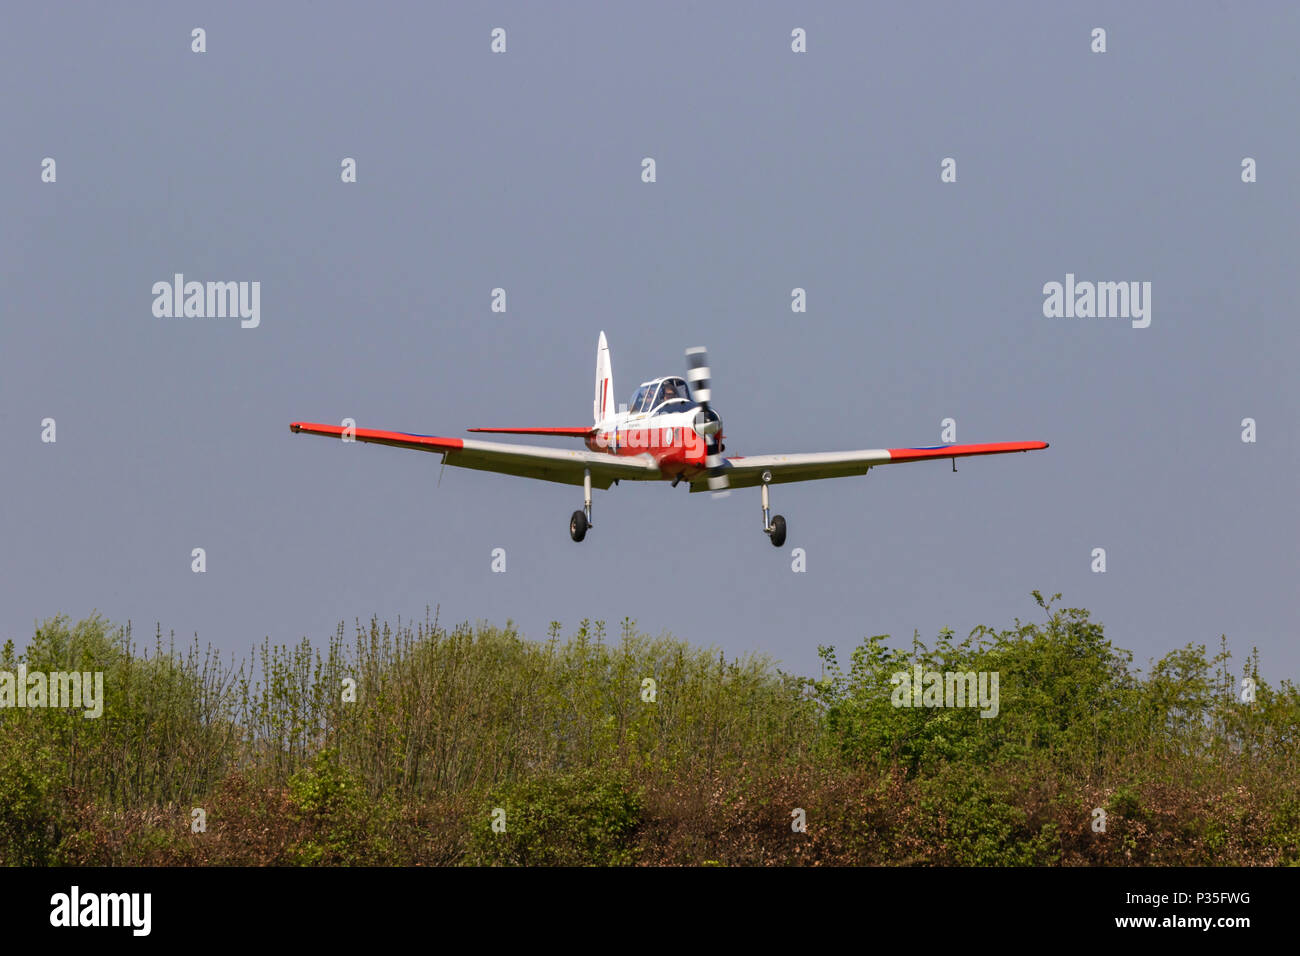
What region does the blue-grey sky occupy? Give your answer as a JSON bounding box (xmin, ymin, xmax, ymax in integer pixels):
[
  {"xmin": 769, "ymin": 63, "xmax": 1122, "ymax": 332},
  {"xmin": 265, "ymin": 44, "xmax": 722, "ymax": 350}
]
[{"xmin": 3, "ymin": 2, "xmax": 1296, "ymax": 682}]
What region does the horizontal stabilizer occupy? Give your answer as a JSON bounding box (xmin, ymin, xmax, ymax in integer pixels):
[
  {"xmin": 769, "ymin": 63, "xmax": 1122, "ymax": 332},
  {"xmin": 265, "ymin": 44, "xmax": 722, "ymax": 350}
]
[{"xmin": 467, "ymin": 426, "xmax": 596, "ymax": 438}]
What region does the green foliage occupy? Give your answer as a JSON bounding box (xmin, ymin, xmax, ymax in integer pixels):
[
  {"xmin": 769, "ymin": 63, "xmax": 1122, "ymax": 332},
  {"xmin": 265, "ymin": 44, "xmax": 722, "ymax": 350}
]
[
  {"xmin": 0, "ymin": 719, "xmax": 68, "ymax": 864},
  {"xmin": 918, "ymin": 766, "xmax": 1061, "ymax": 866},
  {"xmin": 17, "ymin": 613, "xmax": 238, "ymax": 807},
  {"xmin": 286, "ymin": 749, "xmax": 389, "ymax": 865},
  {"xmin": 813, "ymin": 593, "xmax": 1145, "ymax": 774},
  {"xmin": 465, "ymin": 768, "xmax": 643, "ymax": 866},
  {"xmin": 2, "ymin": 595, "xmax": 1297, "ymax": 865}
]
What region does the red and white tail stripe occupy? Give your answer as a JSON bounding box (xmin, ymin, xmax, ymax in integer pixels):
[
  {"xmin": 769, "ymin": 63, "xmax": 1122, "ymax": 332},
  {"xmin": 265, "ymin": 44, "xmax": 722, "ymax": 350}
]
[{"xmin": 593, "ymin": 331, "xmax": 615, "ymax": 425}]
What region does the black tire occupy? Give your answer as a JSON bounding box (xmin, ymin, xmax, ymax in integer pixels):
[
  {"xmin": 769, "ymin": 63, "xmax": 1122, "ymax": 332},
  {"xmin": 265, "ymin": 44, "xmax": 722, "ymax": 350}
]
[
  {"xmin": 569, "ymin": 510, "xmax": 588, "ymax": 542},
  {"xmin": 769, "ymin": 514, "xmax": 786, "ymax": 548}
]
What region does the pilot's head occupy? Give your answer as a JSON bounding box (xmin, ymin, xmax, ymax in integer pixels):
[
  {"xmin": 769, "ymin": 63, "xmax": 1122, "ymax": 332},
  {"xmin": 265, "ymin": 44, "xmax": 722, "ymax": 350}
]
[{"xmin": 662, "ymin": 384, "xmax": 676, "ymax": 399}]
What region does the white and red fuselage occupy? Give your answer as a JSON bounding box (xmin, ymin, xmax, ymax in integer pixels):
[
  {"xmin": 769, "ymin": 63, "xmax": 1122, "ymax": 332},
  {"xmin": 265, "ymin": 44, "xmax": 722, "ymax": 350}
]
[
  {"xmin": 588, "ymin": 376, "xmax": 712, "ymax": 480},
  {"xmin": 470, "ymin": 382, "xmax": 712, "ymax": 481}
]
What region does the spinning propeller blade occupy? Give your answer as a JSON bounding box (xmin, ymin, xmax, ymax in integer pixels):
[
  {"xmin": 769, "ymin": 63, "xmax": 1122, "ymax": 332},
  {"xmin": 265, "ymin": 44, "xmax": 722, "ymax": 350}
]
[{"xmin": 685, "ymin": 346, "xmax": 729, "ymax": 496}]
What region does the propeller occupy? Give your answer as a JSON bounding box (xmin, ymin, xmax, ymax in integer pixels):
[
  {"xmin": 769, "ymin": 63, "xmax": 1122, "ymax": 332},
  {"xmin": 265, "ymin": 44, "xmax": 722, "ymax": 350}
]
[{"xmin": 685, "ymin": 346, "xmax": 730, "ymax": 496}]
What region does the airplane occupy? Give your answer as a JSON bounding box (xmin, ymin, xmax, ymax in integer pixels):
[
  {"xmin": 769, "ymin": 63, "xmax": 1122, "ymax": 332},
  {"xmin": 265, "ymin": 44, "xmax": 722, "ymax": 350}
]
[{"xmin": 290, "ymin": 332, "xmax": 1048, "ymax": 547}]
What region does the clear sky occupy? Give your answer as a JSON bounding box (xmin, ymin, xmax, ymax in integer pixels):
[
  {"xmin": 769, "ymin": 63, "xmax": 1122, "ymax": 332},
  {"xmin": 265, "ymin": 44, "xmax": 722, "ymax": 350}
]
[{"xmin": 3, "ymin": 2, "xmax": 1296, "ymax": 683}]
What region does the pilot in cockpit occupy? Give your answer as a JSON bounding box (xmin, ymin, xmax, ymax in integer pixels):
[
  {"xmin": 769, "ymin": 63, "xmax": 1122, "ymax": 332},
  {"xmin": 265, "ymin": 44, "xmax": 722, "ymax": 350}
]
[{"xmin": 660, "ymin": 382, "xmax": 679, "ymax": 403}]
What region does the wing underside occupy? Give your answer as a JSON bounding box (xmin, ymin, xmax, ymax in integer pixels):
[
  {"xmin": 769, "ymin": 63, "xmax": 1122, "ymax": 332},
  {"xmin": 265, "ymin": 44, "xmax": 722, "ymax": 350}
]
[
  {"xmin": 690, "ymin": 441, "xmax": 1049, "ymax": 491},
  {"xmin": 289, "ymin": 422, "xmax": 659, "ymax": 488},
  {"xmin": 291, "ymin": 422, "xmax": 1045, "ymax": 492}
]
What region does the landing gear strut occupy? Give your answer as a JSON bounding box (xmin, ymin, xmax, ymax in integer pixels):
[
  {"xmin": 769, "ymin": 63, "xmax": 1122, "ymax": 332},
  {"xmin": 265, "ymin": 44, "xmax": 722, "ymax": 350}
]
[
  {"xmin": 570, "ymin": 469, "xmax": 593, "ymax": 542},
  {"xmin": 760, "ymin": 472, "xmax": 786, "ymax": 547}
]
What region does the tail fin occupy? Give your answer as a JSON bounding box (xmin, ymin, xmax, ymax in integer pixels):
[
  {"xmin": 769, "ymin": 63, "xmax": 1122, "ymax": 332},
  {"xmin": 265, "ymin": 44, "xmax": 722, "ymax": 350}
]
[{"xmin": 593, "ymin": 331, "xmax": 614, "ymax": 425}]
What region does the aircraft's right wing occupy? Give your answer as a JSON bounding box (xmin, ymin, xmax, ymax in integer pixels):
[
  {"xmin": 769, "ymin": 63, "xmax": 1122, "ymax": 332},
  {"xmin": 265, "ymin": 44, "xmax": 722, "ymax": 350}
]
[
  {"xmin": 289, "ymin": 422, "xmax": 660, "ymax": 488},
  {"xmin": 692, "ymin": 441, "xmax": 1049, "ymax": 491}
]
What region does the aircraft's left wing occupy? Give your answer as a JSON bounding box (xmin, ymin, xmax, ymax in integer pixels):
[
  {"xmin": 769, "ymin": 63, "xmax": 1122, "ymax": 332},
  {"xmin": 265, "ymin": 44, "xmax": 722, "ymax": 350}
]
[
  {"xmin": 692, "ymin": 441, "xmax": 1048, "ymax": 491},
  {"xmin": 290, "ymin": 422, "xmax": 660, "ymax": 488}
]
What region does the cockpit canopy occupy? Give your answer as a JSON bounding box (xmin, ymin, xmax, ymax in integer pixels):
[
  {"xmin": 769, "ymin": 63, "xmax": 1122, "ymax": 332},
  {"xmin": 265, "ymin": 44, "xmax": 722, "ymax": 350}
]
[{"xmin": 627, "ymin": 377, "xmax": 693, "ymax": 416}]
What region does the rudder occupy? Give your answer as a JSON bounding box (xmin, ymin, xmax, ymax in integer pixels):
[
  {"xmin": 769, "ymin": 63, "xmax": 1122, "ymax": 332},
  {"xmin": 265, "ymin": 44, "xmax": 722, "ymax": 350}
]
[{"xmin": 593, "ymin": 331, "xmax": 614, "ymax": 425}]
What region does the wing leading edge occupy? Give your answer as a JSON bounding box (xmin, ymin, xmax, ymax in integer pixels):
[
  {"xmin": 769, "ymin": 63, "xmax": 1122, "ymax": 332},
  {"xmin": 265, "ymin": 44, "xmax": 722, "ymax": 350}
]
[
  {"xmin": 691, "ymin": 441, "xmax": 1049, "ymax": 491},
  {"xmin": 289, "ymin": 421, "xmax": 659, "ymax": 488}
]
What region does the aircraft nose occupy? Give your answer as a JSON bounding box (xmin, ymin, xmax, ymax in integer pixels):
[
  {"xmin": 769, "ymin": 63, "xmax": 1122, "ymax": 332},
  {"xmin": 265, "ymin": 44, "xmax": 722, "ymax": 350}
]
[{"xmin": 693, "ymin": 406, "xmax": 722, "ymax": 437}]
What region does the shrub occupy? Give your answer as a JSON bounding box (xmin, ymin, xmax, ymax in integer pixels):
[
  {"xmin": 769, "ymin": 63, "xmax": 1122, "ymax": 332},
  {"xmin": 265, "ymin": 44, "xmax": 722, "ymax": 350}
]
[{"xmin": 465, "ymin": 768, "xmax": 643, "ymax": 866}]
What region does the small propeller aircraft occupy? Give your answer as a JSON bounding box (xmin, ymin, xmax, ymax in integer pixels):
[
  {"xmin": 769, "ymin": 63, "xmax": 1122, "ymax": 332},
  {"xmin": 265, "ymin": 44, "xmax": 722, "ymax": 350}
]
[{"xmin": 290, "ymin": 332, "xmax": 1048, "ymax": 546}]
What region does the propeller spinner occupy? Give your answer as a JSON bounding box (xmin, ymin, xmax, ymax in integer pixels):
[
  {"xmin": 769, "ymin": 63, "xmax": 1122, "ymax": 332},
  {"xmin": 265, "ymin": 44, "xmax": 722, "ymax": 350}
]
[{"xmin": 685, "ymin": 346, "xmax": 730, "ymax": 495}]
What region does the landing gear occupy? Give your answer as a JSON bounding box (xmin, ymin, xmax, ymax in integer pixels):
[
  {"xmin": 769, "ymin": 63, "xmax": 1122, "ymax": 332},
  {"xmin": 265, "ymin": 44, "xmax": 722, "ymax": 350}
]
[
  {"xmin": 570, "ymin": 468, "xmax": 593, "ymax": 543},
  {"xmin": 768, "ymin": 514, "xmax": 787, "ymax": 548},
  {"xmin": 760, "ymin": 472, "xmax": 787, "ymax": 547}
]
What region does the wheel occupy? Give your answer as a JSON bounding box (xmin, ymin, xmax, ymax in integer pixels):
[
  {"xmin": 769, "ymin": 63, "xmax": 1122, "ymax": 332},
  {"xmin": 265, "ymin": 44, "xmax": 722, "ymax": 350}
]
[
  {"xmin": 769, "ymin": 514, "xmax": 786, "ymax": 548},
  {"xmin": 569, "ymin": 510, "xmax": 588, "ymax": 542}
]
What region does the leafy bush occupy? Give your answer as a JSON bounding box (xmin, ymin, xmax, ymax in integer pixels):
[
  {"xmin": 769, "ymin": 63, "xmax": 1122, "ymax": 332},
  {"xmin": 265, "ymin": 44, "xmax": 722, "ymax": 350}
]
[
  {"xmin": 286, "ymin": 749, "xmax": 390, "ymax": 865},
  {"xmin": 0, "ymin": 718, "xmax": 68, "ymax": 865},
  {"xmin": 2, "ymin": 597, "xmax": 1297, "ymax": 865},
  {"xmin": 918, "ymin": 766, "xmax": 1061, "ymax": 866},
  {"xmin": 465, "ymin": 768, "xmax": 642, "ymax": 866}
]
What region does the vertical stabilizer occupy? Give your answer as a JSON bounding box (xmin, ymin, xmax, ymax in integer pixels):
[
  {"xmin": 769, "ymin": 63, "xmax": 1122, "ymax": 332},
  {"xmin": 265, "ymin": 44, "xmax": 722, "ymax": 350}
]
[{"xmin": 593, "ymin": 331, "xmax": 614, "ymax": 425}]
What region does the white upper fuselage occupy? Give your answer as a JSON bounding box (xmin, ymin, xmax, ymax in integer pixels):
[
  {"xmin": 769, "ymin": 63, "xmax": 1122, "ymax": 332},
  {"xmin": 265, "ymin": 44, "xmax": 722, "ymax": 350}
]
[{"xmin": 586, "ymin": 375, "xmax": 716, "ymax": 477}]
